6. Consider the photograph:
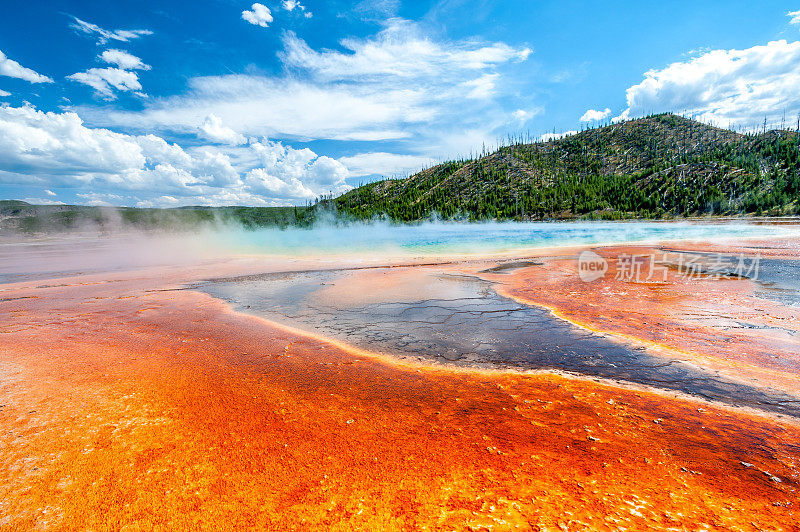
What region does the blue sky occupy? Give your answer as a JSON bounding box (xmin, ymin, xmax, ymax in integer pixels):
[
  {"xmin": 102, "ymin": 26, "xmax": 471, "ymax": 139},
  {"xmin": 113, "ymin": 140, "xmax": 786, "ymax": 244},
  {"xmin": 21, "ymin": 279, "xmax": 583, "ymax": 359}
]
[{"xmin": 1, "ymin": 0, "xmax": 800, "ymax": 207}]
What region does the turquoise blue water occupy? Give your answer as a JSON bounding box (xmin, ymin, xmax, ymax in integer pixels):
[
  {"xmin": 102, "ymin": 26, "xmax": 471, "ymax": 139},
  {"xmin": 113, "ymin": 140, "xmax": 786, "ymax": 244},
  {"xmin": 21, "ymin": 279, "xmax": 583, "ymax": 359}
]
[
  {"xmin": 2, "ymin": 221, "xmax": 796, "ymax": 285},
  {"xmin": 226, "ymin": 220, "xmax": 800, "ymax": 256}
]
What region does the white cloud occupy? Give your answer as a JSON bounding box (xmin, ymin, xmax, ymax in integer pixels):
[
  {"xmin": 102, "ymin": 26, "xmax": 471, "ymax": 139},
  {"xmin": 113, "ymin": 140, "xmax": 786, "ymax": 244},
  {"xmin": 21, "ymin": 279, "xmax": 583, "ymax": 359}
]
[
  {"xmin": 580, "ymin": 108, "xmax": 611, "ymax": 122},
  {"xmin": 45, "ymin": 189, "xmax": 56, "ymax": 196},
  {"xmin": 282, "ymin": 0, "xmax": 311, "ymax": 16},
  {"xmin": 245, "ymin": 168, "xmax": 314, "ymax": 198},
  {"xmin": 69, "ymin": 50, "xmax": 150, "ymax": 100},
  {"xmin": 0, "ymin": 89, "xmax": 9, "ymax": 97},
  {"xmin": 279, "ymin": 21, "xmax": 531, "ymax": 80},
  {"xmin": 199, "ymin": 114, "xmax": 246, "ymax": 145},
  {"xmin": 0, "ymin": 104, "xmax": 350, "ymax": 206},
  {"xmin": 53, "ymin": 18, "xmax": 535, "ymax": 192},
  {"xmin": 615, "ymin": 39, "xmax": 800, "ymax": 128},
  {"xmin": 76, "ymin": 192, "xmax": 124, "ymax": 206},
  {"xmin": 78, "ymin": 19, "xmax": 533, "ymax": 159},
  {"xmin": 611, "ymin": 109, "xmax": 630, "ymax": 124},
  {"xmin": 789, "ymin": 10, "xmax": 800, "ymax": 25},
  {"xmin": 70, "ymin": 16, "xmax": 153, "ymax": 45},
  {"xmin": 462, "ymin": 73, "xmax": 498, "ymax": 99},
  {"xmin": 244, "ymin": 141, "xmax": 350, "ymax": 196},
  {"xmin": 86, "ymin": 75, "xmax": 424, "ymax": 140},
  {"xmin": 21, "ymin": 197, "xmax": 66, "ymax": 205},
  {"xmin": 0, "ymin": 105, "xmax": 146, "ymax": 178},
  {"xmin": 242, "ymin": 3, "xmax": 273, "ymax": 27},
  {"xmin": 511, "ymin": 109, "xmax": 540, "ymax": 123},
  {"xmin": 354, "ymin": 0, "xmax": 400, "ymax": 20},
  {"xmin": 133, "ymin": 195, "xmax": 177, "ymax": 207},
  {"xmin": 100, "ymin": 49, "xmax": 150, "ymax": 70},
  {"xmin": 338, "ymin": 152, "xmax": 435, "ymax": 177},
  {"xmin": 67, "ymin": 67, "xmax": 144, "ymax": 100},
  {"xmin": 0, "ymin": 49, "xmax": 53, "ymax": 83},
  {"xmin": 539, "ymin": 130, "xmax": 577, "ymax": 142}
]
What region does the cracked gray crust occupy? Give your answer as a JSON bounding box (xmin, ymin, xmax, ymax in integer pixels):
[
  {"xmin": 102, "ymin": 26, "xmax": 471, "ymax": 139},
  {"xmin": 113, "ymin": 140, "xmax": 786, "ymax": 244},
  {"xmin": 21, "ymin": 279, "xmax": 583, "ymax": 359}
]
[{"xmin": 193, "ymin": 263, "xmax": 800, "ymax": 418}]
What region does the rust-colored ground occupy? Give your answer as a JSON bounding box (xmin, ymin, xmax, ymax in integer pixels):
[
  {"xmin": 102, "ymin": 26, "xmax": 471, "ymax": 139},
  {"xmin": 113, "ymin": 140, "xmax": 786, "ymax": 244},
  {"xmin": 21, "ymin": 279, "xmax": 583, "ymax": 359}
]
[
  {"xmin": 0, "ymin": 251, "xmax": 799, "ymax": 530},
  {"xmin": 487, "ymin": 242, "xmax": 800, "ymax": 394}
]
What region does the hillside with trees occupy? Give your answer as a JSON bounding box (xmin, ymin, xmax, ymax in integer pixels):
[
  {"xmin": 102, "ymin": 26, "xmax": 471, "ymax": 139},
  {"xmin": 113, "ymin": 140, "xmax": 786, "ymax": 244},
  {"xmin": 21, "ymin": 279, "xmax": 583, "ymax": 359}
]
[
  {"xmin": 4, "ymin": 114, "xmax": 799, "ymax": 233},
  {"xmin": 331, "ymin": 114, "xmax": 800, "ymax": 221}
]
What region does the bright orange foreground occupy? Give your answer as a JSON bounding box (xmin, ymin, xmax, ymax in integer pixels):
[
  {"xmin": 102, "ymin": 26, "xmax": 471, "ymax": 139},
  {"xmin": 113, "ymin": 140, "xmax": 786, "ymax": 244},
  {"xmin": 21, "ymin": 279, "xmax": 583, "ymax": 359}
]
[
  {"xmin": 487, "ymin": 243, "xmax": 800, "ymax": 392},
  {"xmin": 0, "ymin": 250, "xmax": 799, "ymax": 530}
]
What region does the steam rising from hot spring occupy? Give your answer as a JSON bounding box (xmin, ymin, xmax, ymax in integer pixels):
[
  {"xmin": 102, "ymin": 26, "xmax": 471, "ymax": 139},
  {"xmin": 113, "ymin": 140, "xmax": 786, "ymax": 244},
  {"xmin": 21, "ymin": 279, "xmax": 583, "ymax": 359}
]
[
  {"xmin": 222, "ymin": 219, "xmax": 799, "ymax": 255},
  {"xmin": 1, "ymin": 219, "xmax": 797, "ymax": 283}
]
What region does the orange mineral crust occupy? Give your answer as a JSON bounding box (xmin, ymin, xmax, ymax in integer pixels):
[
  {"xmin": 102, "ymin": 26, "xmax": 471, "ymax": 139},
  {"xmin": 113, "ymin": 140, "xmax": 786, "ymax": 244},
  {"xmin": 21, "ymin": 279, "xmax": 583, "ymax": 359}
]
[
  {"xmin": 0, "ymin": 273, "xmax": 798, "ymax": 531},
  {"xmin": 488, "ymin": 245, "xmax": 800, "ymax": 385}
]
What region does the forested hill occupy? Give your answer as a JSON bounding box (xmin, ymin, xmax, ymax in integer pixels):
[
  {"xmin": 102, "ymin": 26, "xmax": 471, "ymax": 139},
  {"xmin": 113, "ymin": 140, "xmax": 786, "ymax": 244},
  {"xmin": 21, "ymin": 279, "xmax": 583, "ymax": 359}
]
[
  {"xmin": 4, "ymin": 114, "xmax": 800, "ymax": 234},
  {"xmin": 331, "ymin": 113, "xmax": 800, "ymax": 221}
]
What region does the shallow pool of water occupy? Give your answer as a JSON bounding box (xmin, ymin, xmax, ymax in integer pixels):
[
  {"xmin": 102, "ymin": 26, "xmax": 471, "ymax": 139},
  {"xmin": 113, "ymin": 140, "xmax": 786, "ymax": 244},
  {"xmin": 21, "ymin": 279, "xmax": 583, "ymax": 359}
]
[{"xmin": 226, "ymin": 220, "xmax": 800, "ymax": 256}]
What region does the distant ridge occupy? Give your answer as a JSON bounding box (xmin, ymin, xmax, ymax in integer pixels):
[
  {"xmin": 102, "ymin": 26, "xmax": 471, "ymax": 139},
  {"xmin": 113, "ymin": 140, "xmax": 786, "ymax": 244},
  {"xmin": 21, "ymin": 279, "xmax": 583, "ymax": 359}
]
[
  {"xmin": 331, "ymin": 113, "xmax": 800, "ymax": 221},
  {"xmin": 0, "ymin": 203, "xmax": 314, "ymax": 233},
  {"xmin": 4, "ymin": 114, "xmax": 800, "ymax": 233}
]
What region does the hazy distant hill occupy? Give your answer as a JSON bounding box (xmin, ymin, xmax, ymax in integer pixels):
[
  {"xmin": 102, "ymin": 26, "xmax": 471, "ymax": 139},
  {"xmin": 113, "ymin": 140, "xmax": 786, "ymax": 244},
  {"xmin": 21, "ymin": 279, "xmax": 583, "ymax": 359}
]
[
  {"xmin": 0, "ymin": 201, "xmax": 314, "ymax": 233},
  {"xmin": 332, "ymin": 114, "xmax": 800, "ymax": 221}
]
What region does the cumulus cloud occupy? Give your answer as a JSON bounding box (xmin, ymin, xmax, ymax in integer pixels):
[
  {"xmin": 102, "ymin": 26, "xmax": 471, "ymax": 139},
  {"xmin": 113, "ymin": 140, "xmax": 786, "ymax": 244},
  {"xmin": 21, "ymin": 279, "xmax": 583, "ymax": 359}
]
[
  {"xmin": 0, "ymin": 105, "xmax": 146, "ymax": 179},
  {"xmin": 0, "ymin": 49, "xmax": 53, "ymax": 83},
  {"xmin": 245, "ymin": 168, "xmax": 314, "ymax": 198},
  {"xmin": 199, "ymin": 114, "xmax": 246, "ymax": 145},
  {"xmin": 67, "ymin": 67, "xmax": 144, "ymax": 100},
  {"xmin": 245, "ymin": 141, "xmax": 350, "ymax": 195},
  {"xmin": 70, "ymin": 16, "xmax": 153, "ymax": 45},
  {"xmin": 242, "ymin": 3, "xmax": 273, "ymax": 27},
  {"xmin": 615, "ymin": 39, "xmax": 800, "ymax": 128},
  {"xmin": 0, "ymin": 89, "xmax": 10, "ymax": 97},
  {"xmin": 100, "ymin": 49, "xmax": 150, "ymax": 70},
  {"xmin": 68, "ymin": 50, "xmax": 150, "ymax": 100},
  {"xmin": 789, "ymin": 10, "xmax": 800, "ymax": 25},
  {"xmin": 580, "ymin": 108, "xmax": 611, "ymax": 122},
  {"xmin": 0, "ymin": 104, "xmax": 350, "ymax": 207}
]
